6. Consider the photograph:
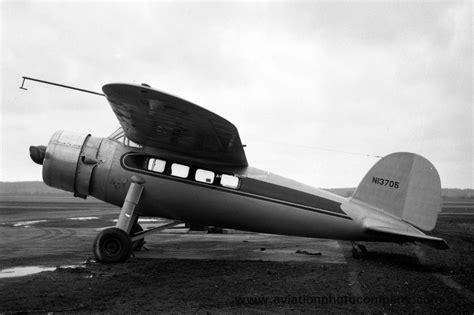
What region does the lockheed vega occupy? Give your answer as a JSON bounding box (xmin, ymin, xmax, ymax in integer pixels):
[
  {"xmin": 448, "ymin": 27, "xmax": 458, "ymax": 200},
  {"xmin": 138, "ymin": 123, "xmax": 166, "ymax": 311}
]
[{"xmin": 24, "ymin": 77, "xmax": 448, "ymax": 263}]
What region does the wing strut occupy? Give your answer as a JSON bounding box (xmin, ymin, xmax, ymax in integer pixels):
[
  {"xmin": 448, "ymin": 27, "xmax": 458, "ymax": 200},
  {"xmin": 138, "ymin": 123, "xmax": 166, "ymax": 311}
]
[{"xmin": 19, "ymin": 76, "xmax": 105, "ymax": 96}]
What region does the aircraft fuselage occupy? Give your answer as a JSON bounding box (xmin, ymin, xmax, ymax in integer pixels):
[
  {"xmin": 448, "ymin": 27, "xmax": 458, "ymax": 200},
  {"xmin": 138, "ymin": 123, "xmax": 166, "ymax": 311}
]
[{"xmin": 41, "ymin": 130, "xmax": 367, "ymax": 241}]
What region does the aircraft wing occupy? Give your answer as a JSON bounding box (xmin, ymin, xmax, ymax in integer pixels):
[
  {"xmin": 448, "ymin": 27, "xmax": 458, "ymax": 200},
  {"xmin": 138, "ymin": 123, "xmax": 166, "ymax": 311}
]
[
  {"xmin": 102, "ymin": 83, "xmax": 247, "ymax": 166},
  {"xmin": 341, "ymin": 200, "xmax": 449, "ymax": 249}
]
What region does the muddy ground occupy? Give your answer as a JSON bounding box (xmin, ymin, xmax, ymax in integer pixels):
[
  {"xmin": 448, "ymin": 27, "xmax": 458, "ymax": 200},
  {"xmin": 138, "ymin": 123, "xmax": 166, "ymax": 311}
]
[{"xmin": 0, "ymin": 197, "xmax": 473, "ymax": 314}]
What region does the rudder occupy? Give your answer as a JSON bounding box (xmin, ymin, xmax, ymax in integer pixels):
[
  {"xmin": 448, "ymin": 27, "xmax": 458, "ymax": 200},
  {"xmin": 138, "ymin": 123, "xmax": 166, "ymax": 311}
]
[{"xmin": 351, "ymin": 152, "xmax": 442, "ymax": 231}]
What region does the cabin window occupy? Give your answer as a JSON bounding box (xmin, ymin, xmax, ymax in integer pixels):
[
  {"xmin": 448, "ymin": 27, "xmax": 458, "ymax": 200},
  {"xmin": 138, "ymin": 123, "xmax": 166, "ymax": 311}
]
[
  {"xmin": 171, "ymin": 163, "xmax": 190, "ymax": 178},
  {"xmin": 220, "ymin": 174, "xmax": 240, "ymax": 189},
  {"xmin": 147, "ymin": 158, "xmax": 166, "ymax": 173},
  {"xmin": 195, "ymin": 169, "xmax": 215, "ymax": 184}
]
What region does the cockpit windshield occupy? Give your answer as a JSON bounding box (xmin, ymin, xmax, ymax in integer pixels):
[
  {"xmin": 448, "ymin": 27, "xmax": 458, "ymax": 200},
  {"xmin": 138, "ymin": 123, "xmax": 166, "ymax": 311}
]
[{"xmin": 108, "ymin": 127, "xmax": 142, "ymax": 148}]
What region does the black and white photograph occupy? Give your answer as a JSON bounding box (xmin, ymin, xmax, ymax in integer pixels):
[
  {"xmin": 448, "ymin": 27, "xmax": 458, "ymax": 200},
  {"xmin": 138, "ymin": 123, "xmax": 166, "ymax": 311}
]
[{"xmin": 1, "ymin": 0, "xmax": 472, "ymax": 313}]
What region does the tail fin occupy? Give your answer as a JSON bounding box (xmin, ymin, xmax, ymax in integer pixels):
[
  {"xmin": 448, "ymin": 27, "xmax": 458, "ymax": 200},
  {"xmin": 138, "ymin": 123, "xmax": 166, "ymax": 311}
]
[{"xmin": 351, "ymin": 152, "xmax": 442, "ymax": 231}]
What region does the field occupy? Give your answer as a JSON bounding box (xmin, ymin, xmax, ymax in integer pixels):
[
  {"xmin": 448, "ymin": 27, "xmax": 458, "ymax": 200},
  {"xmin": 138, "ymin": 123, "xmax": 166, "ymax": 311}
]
[{"xmin": 0, "ymin": 195, "xmax": 473, "ymax": 313}]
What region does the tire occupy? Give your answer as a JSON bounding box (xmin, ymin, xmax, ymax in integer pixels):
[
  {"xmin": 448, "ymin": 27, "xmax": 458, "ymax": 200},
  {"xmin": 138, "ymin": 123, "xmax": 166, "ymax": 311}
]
[
  {"xmin": 130, "ymin": 223, "xmax": 145, "ymax": 251},
  {"xmin": 93, "ymin": 227, "xmax": 132, "ymax": 263}
]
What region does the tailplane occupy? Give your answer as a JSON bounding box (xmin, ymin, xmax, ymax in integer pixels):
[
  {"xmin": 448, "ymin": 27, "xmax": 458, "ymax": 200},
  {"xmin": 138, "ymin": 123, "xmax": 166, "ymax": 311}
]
[{"xmin": 341, "ymin": 152, "xmax": 448, "ymax": 249}]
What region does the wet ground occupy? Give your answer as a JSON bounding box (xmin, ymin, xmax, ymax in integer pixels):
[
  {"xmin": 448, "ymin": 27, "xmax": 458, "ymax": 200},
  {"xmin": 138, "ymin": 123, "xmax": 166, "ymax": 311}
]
[{"xmin": 0, "ymin": 196, "xmax": 473, "ymax": 313}]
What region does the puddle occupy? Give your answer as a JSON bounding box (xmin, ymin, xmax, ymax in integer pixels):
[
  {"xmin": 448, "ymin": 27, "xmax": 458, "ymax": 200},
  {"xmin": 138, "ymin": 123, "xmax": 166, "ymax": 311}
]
[
  {"xmin": 0, "ymin": 266, "xmax": 55, "ymax": 278},
  {"xmin": 138, "ymin": 218, "xmax": 167, "ymax": 223},
  {"xmin": 13, "ymin": 220, "xmax": 48, "ymax": 227},
  {"xmin": 68, "ymin": 216, "xmax": 99, "ymax": 221},
  {"xmin": 111, "ymin": 218, "xmax": 166, "ymax": 223},
  {"xmin": 0, "ymin": 265, "xmax": 83, "ymax": 279}
]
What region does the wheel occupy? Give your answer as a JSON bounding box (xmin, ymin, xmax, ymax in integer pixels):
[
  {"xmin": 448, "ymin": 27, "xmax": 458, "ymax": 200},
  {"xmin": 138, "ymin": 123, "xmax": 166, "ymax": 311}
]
[
  {"xmin": 130, "ymin": 223, "xmax": 145, "ymax": 251},
  {"xmin": 93, "ymin": 227, "xmax": 132, "ymax": 263}
]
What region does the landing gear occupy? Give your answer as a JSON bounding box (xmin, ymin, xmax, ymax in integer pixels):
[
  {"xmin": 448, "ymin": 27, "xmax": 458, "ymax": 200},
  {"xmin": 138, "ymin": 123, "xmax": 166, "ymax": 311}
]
[
  {"xmin": 351, "ymin": 242, "xmax": 368, "ymax": 259},
  {"xmin": 93, "ymin": 227, "xmax": 132, "ymax": 263},
  {"xmin": 93, "ymin": 175, "xmax": 145, "ymax": 263},
  {"xmin": 130, "ymin": 223, "xmax": 146, "ymax": 251}
]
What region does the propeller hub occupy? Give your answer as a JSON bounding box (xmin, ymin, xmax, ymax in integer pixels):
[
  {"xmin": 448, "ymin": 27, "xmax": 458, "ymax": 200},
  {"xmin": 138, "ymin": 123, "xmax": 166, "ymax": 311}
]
[{"xmin": 29, "ymin": 145, "xmax": 46, "ymax": 165}]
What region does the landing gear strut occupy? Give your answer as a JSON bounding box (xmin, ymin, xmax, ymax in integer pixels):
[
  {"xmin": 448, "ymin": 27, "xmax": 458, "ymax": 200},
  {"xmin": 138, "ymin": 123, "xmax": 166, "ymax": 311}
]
[
  {"xmin": 130, "ymin": 222, "xmax": 146, "ymax": 251},
  {"xmin": 93, "ymin": 176, "xmax": 145, "ymax": 263},
  {"xmin": 351, "ymin": 242, "xmax": 368, "ymax": 259}
]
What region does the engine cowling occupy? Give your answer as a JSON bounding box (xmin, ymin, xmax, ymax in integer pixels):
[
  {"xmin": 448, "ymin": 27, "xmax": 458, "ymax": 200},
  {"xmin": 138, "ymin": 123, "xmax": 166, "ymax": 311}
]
[{"xmin": 41, "ymin": 130, "xmax": 102, "ymax": 198}]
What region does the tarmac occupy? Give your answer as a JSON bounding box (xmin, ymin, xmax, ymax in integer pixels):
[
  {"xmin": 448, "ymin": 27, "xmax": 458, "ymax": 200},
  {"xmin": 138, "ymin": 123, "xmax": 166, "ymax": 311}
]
[
  {"xmin": 0, "ymin": 219, "xmax": 345, "ymax": 267},
  {"xmin": 1, "ymin": 197, "xmax": 473, "ymax": 313}
]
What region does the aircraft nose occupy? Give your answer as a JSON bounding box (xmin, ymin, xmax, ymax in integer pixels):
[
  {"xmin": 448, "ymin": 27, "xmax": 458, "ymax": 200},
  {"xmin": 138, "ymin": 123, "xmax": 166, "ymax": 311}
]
[{"xmin": 29, "ymin": 145, "xmax": 46, "ymax": 165}]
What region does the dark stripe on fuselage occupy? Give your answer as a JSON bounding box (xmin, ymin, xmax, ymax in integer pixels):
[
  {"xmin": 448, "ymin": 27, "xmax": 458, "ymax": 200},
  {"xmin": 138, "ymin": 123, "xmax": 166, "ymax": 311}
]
[
  {"xmin": 221, "ymin": 185, "xmax": 350, "ymax": 219},
  {"xmin": 120, "ymin": 153, "xmax": 350, "ymax": 220},
  {"xmin": 240, "ymin": 178, "xmax": 345, "ymax": 215}
]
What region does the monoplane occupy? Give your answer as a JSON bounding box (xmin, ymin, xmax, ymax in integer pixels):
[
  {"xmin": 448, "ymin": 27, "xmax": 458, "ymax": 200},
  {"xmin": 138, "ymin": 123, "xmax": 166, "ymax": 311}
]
[{"xmin": 24, "ymin": 77, "xmax": 448, "ymax": 263}]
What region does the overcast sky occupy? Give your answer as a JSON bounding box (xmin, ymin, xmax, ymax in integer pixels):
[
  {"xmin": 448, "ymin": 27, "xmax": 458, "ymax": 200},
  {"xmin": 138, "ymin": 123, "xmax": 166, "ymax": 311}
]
[{"xmin": 1, "ymin": 0, "xmax": 472, "ymax": 188}]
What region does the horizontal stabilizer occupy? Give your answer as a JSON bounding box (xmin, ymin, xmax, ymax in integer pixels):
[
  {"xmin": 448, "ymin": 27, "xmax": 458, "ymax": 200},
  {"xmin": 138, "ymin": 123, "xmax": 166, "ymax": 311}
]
[
  {"xmin": 365, "ymin": 225, "xmax": 449, "ymax": 250},
  {"xmin": 341, "ymin": 200, "xmax": 449, "ymax": 250}
]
